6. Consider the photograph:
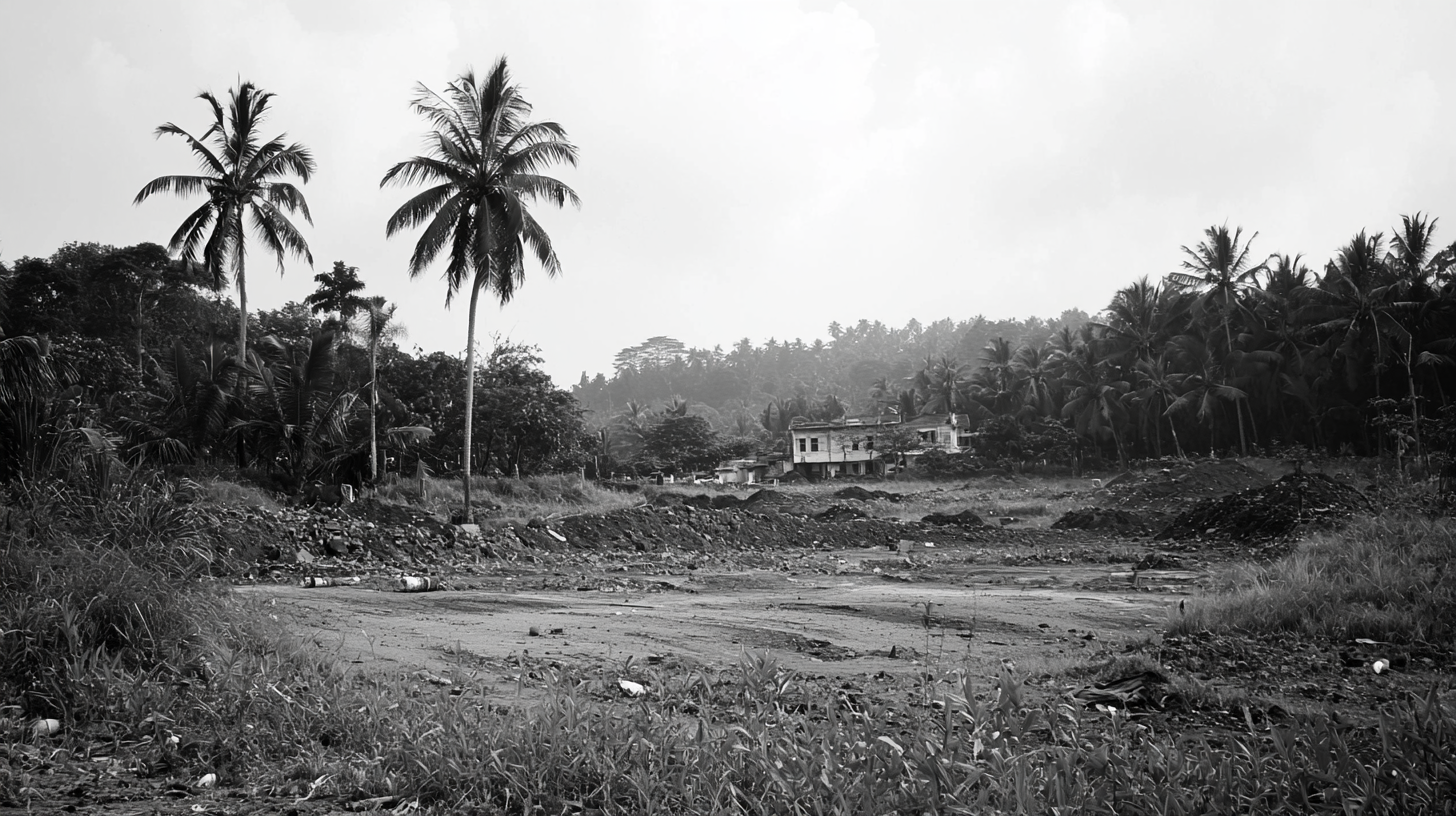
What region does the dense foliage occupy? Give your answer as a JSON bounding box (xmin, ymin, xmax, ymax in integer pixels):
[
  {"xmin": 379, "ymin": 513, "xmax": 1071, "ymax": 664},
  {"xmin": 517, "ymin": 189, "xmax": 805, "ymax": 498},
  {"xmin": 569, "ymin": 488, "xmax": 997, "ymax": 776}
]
[
  {"xmin": 577, "ymin": 219, "xmax": 1456, "ymax": 472},
  {"xmin": 0, "ymin": 242, "xmax": 589, "ymax": 491}
]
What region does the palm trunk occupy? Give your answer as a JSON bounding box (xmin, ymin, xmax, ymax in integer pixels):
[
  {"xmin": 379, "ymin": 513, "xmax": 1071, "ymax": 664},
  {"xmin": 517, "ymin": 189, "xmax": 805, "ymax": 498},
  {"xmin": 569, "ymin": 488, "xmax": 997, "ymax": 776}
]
[
  {"xmin": 136, "ymin": 290, "xmax": 145, "ymax": 373},
  {"xmin": 369, "ymin": 338, "xmax": 379, "ymax": 483},
  {"xmin": 1405, "ymin": 339, "xmax": 1424, "ymax": 465},
  {"xmin": 461, "ymin": 280, "xmax": 483, "ymax": 523},
  {"xmin": 1224, "ymin": 317, "xmax": 1248, "ymax": 456},
  {"xmin": 235, "ymin": 254, "xmax": 249, "ymax": 469},
  {"xmin": 236, "ymin": 265, "xmax": 248, "ymax": 366}
]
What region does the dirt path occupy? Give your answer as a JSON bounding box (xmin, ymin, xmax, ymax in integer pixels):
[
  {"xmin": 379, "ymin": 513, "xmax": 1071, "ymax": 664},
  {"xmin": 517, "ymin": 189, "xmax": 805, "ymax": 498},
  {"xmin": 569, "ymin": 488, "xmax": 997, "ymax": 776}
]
[{"xmin": 243, "ymin": 546, "xmax": 1196, "ymax": 686}]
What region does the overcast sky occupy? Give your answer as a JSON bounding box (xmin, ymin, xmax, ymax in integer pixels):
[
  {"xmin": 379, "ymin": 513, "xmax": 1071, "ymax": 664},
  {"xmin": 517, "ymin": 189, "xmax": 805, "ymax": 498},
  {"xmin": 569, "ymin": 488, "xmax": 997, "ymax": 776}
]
[{"xmin": 3, "ymin": 0, "xmax": 1454, "ymax": 385}]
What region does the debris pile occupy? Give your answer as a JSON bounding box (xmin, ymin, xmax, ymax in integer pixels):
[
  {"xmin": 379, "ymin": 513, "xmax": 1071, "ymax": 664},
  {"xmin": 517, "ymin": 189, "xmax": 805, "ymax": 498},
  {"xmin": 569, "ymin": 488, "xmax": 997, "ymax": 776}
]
[
  {"xmin": 1052, "ymin": 507, "xmax": 1149, "ymax": 534},
  {"xmin": 1156, "ymin": 472, "xmax": 1374, "ymax": 544},
  {"xmin": 832, "ymin": 486, "xmax": 903, "ymax": 502},
  {"xmin": 921, "ymin": 510, "xmax": 984, "ymax": 527},
  {"xmin": 1108, "ymin": 459, "xmax": 1269, "ymax": 512}
]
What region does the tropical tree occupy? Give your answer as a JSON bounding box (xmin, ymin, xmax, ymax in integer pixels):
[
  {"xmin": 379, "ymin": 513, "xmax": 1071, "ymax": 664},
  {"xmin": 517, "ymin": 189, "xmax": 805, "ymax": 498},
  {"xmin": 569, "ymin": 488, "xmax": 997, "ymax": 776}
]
[
  {"xmin": 116, "ymin": 338, "xmax": 242, "ymax": 466},
  {"xmin": 235, "ymin": 331, "xmax": 357, "ymax": 488},
  {"xmin": 352, "ymin": 296, "xmax": 405, "ymax": 481},
  {"xmin": 1168, "ymin": 224, "xmax": 1266, "ymax": 453},
  {"xmin": 135, "ymin": 80, "xmax": 316, "ymax": 364},
  {"xmin": 306, "ymin": 261, "xmax": 368, "ymax": 324},
  {"xmin": 1164, "ymin": 333, "xmax": 1248, "ymax": 455},
  {"xmin": 381, "ymin": 57, "xmax": 579, "ymax": 521}
]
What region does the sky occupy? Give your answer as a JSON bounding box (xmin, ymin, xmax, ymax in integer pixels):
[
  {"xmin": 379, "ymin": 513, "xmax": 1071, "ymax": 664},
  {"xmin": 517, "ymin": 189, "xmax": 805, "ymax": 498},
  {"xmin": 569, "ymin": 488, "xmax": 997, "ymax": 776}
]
[{"xmin": 3, "ymin": 0, "xmax": 1455, "ymax": 386}]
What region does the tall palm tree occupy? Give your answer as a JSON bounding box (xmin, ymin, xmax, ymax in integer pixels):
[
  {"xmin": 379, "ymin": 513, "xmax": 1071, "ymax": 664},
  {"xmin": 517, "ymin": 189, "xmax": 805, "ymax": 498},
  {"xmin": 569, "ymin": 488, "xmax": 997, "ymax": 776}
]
[
  {"xmin": 135, "ymin": 81, "xmax": 315, "ymax": 364},
  {"xmin": 381, "ymin": 58, "xmax": 580, "ymax": 521},
  {"xmin": 1169, "ymin": 224, "xmax": 1266, "ymax": 454},
  {"xmin": 353, "ymin": 296, "xmax": 406, "ymax": 482}
]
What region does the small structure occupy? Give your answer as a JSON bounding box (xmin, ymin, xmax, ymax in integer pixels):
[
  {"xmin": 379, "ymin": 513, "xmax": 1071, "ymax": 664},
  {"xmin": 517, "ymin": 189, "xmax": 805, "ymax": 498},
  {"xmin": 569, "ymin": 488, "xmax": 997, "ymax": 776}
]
[
  {"xmin": 785, "ymin": 413, "xmax": 971, "ymax": 479},
  {"xmin": 714, "ymin": 458, "xmax": 767, "ymax": 485}
]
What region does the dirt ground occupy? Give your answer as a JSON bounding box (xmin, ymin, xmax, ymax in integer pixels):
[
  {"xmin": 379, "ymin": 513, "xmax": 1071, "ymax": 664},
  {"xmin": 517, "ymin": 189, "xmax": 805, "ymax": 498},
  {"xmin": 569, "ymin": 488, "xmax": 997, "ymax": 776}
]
[
  {"xmin": 244, "ymin": 550, "xmax": 1192, "ymax": 690},
  {"xmin": 10, "ymin": 461, "xmax": 1453, "ymax": 815}
]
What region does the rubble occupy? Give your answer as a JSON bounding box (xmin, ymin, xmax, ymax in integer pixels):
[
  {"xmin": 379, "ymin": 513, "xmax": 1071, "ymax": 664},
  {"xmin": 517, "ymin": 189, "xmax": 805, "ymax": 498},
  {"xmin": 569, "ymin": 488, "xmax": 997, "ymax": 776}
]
[
  {"xmin": 832, "ymin": 486, "xmax": 903, "ymax": 502},
  {"xmin": 1107, "ymin": 459, "xmax": 1269, "ymax": 512},
  {"xmin": 921, "ymin": 510, "xmax": 984, "ymax": 527},
  {"xmin": 1052, "ymin": 507, "xmax": 1150, "ymax": 534},
  {"xmin": 1156, "ymin": 472, "xmax": 1374, "ymax": 544}
]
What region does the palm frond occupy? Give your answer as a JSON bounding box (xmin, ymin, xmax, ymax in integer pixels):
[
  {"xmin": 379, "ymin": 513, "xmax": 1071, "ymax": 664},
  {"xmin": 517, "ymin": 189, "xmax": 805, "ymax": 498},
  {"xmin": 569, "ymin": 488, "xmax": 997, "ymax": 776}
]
[{"xmin": 133, "ymin": 174, "xmax": 214, "ymax": 204}]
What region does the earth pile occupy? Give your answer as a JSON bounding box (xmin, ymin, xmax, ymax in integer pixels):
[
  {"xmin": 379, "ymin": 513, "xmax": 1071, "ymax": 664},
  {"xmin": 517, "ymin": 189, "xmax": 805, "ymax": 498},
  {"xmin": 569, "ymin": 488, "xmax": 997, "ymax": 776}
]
[{"xmin": 1156, "ymin": 472, "xmax": 1374, "ymax": 544}]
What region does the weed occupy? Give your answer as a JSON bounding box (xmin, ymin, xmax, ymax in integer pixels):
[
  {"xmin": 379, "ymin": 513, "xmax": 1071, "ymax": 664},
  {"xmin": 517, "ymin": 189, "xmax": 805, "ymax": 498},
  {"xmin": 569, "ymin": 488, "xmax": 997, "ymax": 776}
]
[{"xmin": 1171, "ymin": 513, "xmax": 1456, "ymax": 643}]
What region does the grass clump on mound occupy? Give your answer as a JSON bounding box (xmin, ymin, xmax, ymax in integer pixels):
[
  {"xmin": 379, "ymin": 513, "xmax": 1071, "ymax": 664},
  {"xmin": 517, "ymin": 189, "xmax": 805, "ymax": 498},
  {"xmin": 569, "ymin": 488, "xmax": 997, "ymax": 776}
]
[
  {"xmin": 1172, "ymin": 513, "xmax": 1456, "ymax": 643},
  {"xmin": 373, "ymin": 472, "xmax": 643, "ymax": 522}
]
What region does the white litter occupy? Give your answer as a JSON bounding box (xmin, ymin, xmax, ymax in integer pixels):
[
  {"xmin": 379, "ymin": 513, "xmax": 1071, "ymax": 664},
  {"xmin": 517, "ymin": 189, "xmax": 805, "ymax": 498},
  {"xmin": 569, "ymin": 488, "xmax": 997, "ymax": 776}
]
[{"xmin": 618, "ymin": 679, "xmax": 646, "ymax": 697}]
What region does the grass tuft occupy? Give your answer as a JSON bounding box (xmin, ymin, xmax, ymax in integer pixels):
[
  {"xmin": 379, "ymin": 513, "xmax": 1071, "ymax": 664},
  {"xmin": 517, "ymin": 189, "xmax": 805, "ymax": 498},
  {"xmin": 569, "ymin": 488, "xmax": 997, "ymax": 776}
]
[{"xmin": 1170, "ymin": 513, "xmax": 1456, "ymax": 643}]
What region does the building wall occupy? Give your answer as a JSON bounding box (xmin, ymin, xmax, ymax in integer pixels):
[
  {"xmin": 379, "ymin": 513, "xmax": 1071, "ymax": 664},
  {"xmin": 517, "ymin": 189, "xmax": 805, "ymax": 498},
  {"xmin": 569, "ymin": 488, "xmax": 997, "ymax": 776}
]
[{"xmin": 789, "ymin": 418, "xmax": 967, "ymax": 478}]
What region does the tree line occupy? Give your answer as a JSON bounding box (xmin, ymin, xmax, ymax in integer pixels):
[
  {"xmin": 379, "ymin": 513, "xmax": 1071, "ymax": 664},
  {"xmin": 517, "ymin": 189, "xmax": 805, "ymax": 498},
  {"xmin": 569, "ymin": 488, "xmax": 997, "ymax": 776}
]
[{"xmin": 579, "ymin": 219, "xmax": 1456, "ymax": 475}]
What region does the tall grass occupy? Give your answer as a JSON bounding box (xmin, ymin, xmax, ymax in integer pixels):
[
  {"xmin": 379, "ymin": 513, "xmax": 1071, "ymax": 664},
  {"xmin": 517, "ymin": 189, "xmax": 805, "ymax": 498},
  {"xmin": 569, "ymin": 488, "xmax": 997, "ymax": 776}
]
[
  {"xmin": 373, "ymin": 472, "xmax": 644, "ymax": 523},
  {"xmin": 1171, "ymin": 514, "xmax": 1456, "ymax": 643}
]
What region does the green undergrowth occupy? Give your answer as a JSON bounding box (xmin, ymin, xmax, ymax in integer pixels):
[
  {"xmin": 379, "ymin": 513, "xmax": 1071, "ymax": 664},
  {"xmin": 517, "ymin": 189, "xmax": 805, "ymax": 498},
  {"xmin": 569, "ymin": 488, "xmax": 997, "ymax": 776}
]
[
  {"xmin": 1171, "ymin": 513, "xmax": 1456, "ymax": 643},
  {"xmin": 6, "ymin": 482, "xmax": 1456, "ymax": 813},
  {"xmin": 8, "ymin": 600, "xmax": 1456, "ymax": 813},
  {"xmin": 374, "ymin": 472, "xmax": 644, "ymax": 523}
]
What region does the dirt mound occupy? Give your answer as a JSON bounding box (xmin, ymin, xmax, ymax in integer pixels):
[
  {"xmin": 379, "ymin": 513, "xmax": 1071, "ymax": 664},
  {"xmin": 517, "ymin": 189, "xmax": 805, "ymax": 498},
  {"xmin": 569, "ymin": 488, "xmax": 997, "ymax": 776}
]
[
  {"xmin": 921, "ymin": 509, "xmax": 984, "ymax": 527},
  {"xmin": 814, "ymin": 504, "xmax": 871, "ymax": 522},
  {"xmin": 1052, "ymin": 507, "xmax": 1149, "ymax": 534},
  {"xmin": 651, "ymin": 492, "xmax": 746, "ymax": 510},
  {"xmin": 832, "ymin": 486, "xmax": 903, "ymax": 502},
  {"xmin": 1109, "ymin": 459, "xmax": 1270, "ymax": 511},
  {"xmin": 1156, "ymin": 472, "xmax": 1374, "ymax": 544},
  {"xmin": 740, "ymin": 488, "xmax": 795, "ymax": 507}
]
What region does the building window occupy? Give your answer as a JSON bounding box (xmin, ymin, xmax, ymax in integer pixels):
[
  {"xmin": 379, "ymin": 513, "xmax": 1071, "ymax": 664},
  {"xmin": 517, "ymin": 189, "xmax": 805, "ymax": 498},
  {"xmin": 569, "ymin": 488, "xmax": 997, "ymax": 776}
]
[
  {"xmin": 958, "ymin": 435, "xmax": 972, "ymax": 448},
  {"xmin": 810, "ymin": 437, "xmax": 820, "ymax": 452},
  {"xmin": 851, "ymin": 463, "xmax": 862, "ymax": 475},
  {"xmin": 920, "ymin": 431, "xmax": 935, "ymax": 443},
  {"xmin": 798, "ymin": 438, "xmax": 806, "ymax": 453},
  {"xmin": 865, "ymin": 436, "xmax": 874, "ymax": 450},
  {"xmin": 851, "ymin": 440, "xmax": 860, "ymax": 451}
]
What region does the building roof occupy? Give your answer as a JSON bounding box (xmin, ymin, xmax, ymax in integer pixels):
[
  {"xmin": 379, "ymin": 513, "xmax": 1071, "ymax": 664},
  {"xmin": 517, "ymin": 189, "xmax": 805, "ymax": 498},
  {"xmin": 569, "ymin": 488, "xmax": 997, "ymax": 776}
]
[{"xmin": 790, "ymin": 413, "xmax": 970, "ymax": 431}]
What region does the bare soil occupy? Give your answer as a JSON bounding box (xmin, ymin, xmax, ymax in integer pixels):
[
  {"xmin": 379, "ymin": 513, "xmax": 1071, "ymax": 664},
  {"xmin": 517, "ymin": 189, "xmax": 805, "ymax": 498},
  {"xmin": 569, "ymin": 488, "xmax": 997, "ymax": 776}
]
[{"xmin": 244, "ymin": 549, "xmax": 1189, "ymax": 688}]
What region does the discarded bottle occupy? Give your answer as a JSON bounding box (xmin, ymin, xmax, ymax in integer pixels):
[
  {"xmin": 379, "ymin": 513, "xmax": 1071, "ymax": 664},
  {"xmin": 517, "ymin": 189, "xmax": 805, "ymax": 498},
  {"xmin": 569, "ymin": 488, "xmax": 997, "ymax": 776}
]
[
  {"xmin": 397, "ymin": 576, "xmax": 441, "ymax": 592},
  {"xmin": 299, "ymin": 576, "xmax": 360, "ymax": 588},
  {"xmin": 31, "ymin": 718, "xmax": 61, "ymax": 738}
]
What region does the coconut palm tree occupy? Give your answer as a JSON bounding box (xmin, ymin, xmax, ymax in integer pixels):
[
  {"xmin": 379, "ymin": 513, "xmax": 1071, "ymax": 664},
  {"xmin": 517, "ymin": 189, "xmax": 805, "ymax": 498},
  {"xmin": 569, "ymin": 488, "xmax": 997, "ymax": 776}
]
[
  {"xmin": 381, "ymin": 58, "xmax": 579, "ymax": 521},
  {"xmin": 1168, "ymin": 224, "xmax": 1266, "ymax": 453},
  {"xmin": 135, "ymin": 81, "xmax": 315, "ymax": 364},
  {"xmin": 353, "ymin": 296, "xmax": 406, "ymax": 481}
]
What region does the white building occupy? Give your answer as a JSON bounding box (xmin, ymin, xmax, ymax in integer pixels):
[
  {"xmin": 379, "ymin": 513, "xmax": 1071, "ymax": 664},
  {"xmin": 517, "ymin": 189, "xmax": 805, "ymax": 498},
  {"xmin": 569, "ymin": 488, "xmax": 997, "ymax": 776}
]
[{"xmin": 785, "ymin": 413, "xmax": 971, "ymax": 479}]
